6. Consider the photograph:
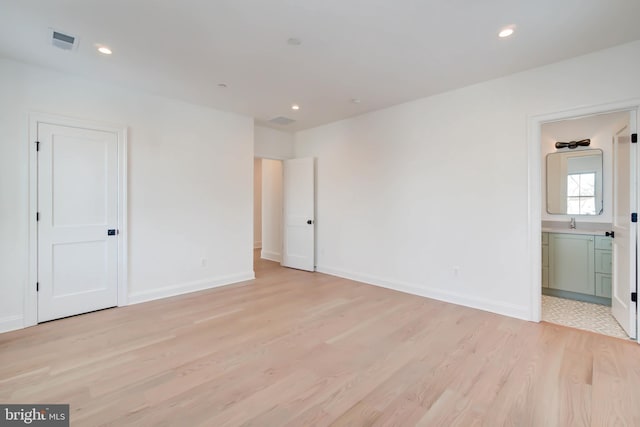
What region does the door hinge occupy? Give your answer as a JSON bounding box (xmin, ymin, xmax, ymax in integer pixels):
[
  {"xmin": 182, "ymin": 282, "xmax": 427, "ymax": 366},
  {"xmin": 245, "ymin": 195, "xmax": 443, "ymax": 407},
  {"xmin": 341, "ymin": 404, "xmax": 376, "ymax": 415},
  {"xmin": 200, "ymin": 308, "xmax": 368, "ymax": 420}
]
[
  {"xmin": 36, "ymin": 282, "xmax": 39, "ymax": 292},
  {"xmin": 35, "ymin": 141, "xmax": 40, "ymax": 151},
  {"xmin": 36, "ymin": 212, "xmax": 40, "ymax": 222},
  {"xmin": 632, "ymin": 292, "xmax": 637, "ymax": 303},
  {"xmin": 632, "ymin": 213, "xmax": 637, "ymax": 223},
  {"xmin": 632, "ymin": 133, "xmax": 637, "ymax": 143},
  {"xmin": 605, "ymin": 231, "xmax": 615, "ymax": 238}
]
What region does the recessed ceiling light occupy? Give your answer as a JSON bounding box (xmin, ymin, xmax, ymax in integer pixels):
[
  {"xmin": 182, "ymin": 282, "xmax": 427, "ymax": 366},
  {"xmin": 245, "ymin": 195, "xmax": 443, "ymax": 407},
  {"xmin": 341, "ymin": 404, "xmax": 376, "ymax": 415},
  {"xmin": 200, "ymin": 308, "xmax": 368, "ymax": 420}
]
[
  {"xmin": 287, "ymin": 37, "xmax": 302, "ymax": 46},
  {"xmin": 291, "ymin": 104, "xmax": 300, "ymax": 110},
  {"xmin": 498, "ymin": 26, "xmax": 515, "ymax": 38},
  {"xmin": 97, "ymin": 46, "xmax": 112, "ymax": 55}
]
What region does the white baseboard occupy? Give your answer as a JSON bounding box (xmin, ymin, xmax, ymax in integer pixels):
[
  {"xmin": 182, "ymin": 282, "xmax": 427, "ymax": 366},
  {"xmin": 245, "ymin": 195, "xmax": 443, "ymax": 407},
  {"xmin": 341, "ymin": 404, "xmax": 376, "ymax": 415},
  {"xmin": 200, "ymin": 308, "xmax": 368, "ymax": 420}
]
[
  {"xmin": 254, "ymin": 241, "xmax": 262, "ymax": 249},
  {"xmin": 261, "ymin": 250, "xmax": 281, "ymax": 262},
  {"xmin": 0, "ymin": 315, "xmax": 25, "ymax": 334},
  {"xmin": 128, "ymin": 271, "xmax": 256, "ymax": 305},
  {"xmin": 316, "ymin": 265, "xmax": 530, "ymax": 321}
]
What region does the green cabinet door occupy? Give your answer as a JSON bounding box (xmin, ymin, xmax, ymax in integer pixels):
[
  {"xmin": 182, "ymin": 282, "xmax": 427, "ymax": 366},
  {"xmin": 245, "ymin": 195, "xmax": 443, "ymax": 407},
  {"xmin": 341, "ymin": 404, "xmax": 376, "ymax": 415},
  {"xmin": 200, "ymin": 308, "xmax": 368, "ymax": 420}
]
[
  {"xmin": 548, "ymin": 233, "xmax": 595, "ymax": 295},
  {"xmin": 595, "ymin": 273, "xmax": 612, "ymax": 298},
  {"xmin": 541, "ymin": 234, "xmax": 549, "ymax": 288}
]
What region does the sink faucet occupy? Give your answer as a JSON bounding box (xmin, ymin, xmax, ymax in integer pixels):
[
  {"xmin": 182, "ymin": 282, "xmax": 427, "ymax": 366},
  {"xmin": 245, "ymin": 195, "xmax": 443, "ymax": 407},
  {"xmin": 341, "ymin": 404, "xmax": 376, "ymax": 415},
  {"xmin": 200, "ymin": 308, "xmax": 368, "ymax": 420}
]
[{"xmin": 569, "ymin": 217, "xmax": 576, "ymax": 229}]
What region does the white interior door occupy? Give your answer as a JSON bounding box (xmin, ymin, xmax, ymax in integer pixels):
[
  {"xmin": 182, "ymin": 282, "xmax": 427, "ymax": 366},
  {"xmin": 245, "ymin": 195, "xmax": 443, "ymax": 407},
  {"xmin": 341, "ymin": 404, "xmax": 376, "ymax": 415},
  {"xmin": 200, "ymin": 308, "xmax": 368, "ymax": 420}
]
[
  {"xmin": 38, "ymin": 123, "xmax": 119, "ymax": 322},
  {"xmin": 282, "ymin": 157, "xmax": 315, "ymax": 271},
  {"xmin": 611, "ymin": 117, "xmax": 637, "ymax": 339}
]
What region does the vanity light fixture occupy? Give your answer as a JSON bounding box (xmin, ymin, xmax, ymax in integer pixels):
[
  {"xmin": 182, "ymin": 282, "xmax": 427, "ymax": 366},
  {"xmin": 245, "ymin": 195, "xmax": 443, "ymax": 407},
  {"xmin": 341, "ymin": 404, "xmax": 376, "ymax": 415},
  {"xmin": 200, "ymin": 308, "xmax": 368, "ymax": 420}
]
[{"xmin": 555, "ymin": 139, "xmax": 591, "ymax": 149}]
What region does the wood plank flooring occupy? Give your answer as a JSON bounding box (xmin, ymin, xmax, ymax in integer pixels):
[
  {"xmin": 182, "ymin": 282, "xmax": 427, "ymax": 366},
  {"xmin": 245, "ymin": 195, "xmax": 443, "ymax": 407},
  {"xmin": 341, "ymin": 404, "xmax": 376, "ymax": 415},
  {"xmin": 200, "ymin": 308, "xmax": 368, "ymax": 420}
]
[{"xmin": 2, "ymin": 252, "xmax": 640, "ymax": 426}]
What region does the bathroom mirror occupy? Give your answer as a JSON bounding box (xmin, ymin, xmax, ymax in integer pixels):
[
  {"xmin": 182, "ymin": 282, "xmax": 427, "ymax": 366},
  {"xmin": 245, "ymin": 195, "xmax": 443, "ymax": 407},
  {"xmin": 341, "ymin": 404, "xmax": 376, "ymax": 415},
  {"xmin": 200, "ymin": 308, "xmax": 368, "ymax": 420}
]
[{"xmin": 546, "ymin": 149, "xmax": 603, "ymax": 215}]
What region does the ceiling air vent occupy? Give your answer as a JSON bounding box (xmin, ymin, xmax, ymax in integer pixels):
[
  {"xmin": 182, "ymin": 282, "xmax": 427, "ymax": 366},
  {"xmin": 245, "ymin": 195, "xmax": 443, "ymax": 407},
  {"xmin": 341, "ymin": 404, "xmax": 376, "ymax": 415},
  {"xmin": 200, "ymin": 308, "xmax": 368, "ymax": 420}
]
[
  {"xmin": 51, "ymin": 29, "xmax": 78, "ymax": 50},
  {"xmin": 268, "ymin": 116, "xmax": 296, "ymax": 126}
]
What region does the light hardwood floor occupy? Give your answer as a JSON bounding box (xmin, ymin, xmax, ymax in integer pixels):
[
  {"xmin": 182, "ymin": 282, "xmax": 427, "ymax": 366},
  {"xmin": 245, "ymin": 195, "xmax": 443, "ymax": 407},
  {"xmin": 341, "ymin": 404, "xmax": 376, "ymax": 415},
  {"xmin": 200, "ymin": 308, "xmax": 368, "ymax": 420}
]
[{"xmin": 2, "ymin": 252, "xmax": 640, "ymax": 426}]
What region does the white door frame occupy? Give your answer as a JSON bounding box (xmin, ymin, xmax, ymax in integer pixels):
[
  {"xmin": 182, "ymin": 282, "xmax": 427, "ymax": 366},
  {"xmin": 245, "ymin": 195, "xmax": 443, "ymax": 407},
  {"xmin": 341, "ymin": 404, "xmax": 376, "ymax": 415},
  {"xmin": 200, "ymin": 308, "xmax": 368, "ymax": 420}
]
[
  {"xmin": 527, "ymin": 99, "xmax": 640, "ymax": 343},
  {"xmin": 26, "ymin": 113, "xmax": 128, "ymax": 327}
]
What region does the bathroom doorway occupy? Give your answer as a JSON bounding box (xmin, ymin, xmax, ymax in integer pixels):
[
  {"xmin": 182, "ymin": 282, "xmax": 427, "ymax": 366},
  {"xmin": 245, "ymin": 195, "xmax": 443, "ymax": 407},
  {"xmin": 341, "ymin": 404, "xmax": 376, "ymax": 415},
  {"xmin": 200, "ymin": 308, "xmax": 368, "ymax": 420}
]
[{"xmin": 538, "ymin": 109, "xmax": 637, "ymax": 340}]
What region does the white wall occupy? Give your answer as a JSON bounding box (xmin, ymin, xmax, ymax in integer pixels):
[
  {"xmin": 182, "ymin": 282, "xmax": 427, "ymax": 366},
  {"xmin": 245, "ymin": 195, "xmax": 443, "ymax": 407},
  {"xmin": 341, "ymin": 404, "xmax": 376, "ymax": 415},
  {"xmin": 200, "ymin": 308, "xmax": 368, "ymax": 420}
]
[
  {"xmin": 294, "ymin": 40, "xmax": 640, "ymax": 321},
  {"xmin": 261, "ymin": 159, "xmax": 283, "ymax": 262},
  {"xmin": 253, "ymin": 158, "xmax": 262, "ymax": 248},
  {"xmin": 0, "ymin": 58, "xmax": 254, "ymax": 332},
  {"xmin": 254, "ymin": 125, "xmax": 294, "ymax": 159},
  {"xmin": 541, "ymin": 111, "xmax": 629, "ymax": 224}
]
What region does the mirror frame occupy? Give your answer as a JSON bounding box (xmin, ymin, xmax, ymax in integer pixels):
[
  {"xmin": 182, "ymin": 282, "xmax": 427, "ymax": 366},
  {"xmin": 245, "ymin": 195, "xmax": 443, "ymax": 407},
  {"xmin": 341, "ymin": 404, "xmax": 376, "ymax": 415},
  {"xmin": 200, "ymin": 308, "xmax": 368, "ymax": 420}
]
[{"xmin": 546, "ymin": 148, "xmax": 604, "ymax": 216}]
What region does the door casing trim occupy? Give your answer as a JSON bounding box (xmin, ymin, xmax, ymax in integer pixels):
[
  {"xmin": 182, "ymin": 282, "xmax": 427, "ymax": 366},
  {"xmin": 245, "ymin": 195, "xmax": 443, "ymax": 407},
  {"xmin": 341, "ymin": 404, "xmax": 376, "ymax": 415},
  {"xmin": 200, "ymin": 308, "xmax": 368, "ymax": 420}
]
[
  {"xmin": 527, "ymin": 99, "xmax": 640, "ymax": 343},
  {"xmin": 27, "ymin": 113, "xmax": 128, "ymax": 328}
]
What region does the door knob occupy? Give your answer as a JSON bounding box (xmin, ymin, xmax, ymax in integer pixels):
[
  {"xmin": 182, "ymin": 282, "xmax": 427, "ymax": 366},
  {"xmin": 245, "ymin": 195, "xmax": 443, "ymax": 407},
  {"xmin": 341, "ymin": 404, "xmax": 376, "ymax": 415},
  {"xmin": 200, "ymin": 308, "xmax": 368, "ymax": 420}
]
[{"xmin": 307, "ymin": 220, "xmax": 313, "ymax": 225}]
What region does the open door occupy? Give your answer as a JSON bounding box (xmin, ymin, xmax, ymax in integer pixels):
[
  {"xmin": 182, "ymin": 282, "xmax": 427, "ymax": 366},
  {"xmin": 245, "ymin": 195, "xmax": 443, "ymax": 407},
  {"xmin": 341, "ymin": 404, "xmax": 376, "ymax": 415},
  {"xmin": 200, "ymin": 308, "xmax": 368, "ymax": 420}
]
[
  {"xmin": 611, "ymin": 116, "xmax": 637, "ymax": 339},
  {"xmin": 282, "ymin": 158, "xmax": 315, "ymax": 271}
]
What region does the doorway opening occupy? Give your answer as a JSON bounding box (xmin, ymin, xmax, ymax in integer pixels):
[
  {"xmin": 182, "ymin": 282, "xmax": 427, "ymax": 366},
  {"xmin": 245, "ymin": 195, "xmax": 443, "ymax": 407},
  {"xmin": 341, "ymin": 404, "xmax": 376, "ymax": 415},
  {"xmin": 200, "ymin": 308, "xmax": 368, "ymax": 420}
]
[
  {"xmin": 538, "ymin": 109, "xmax": 637, "ymax": 340},
  {"xmin": 253, "ymin": 157, "xmax": 284, "ymax": 276}
]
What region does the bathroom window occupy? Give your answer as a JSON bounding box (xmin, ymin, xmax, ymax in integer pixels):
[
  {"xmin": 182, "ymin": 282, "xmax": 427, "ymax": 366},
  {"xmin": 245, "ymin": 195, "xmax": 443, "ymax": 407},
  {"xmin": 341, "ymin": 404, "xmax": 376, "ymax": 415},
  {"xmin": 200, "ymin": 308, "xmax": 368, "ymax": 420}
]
[{"xmin": 567, "ymin": 172, "xmax": 596, "ymax": 215}]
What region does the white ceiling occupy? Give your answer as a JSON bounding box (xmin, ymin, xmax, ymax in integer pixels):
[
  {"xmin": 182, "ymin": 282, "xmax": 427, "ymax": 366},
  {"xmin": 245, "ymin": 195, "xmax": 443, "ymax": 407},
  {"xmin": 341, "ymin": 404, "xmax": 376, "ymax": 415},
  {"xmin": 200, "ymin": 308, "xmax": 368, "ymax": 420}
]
[{"xmin": 1, "ymin": 0, "xmax": 640, "ymax": 132}]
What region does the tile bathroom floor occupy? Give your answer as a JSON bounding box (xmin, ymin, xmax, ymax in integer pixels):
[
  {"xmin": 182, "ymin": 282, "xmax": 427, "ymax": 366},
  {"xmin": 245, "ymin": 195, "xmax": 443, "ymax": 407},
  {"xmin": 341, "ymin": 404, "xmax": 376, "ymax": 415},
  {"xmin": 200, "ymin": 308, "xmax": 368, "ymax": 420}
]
[{"xmin": 542, "ymin": 295, "xmax": 629, "ymax": 340}]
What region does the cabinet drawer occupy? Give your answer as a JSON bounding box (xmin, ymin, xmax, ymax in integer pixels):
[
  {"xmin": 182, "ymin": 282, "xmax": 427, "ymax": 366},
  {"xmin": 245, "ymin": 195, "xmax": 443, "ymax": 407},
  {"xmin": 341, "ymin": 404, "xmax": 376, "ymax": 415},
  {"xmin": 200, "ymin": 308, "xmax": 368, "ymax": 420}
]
[
  {"xmin": 595, "ymin": 236, "xmax": 612, "ymax": 250},
  {"xmin": 596, "ymin": 273, "xmax": 612, "ymax": 298},
  {"xmin": 542, "ymin": 232, "xmax": 548, "ymax": 245},
  {"xmin": 595, "ymin": 249, "xmax": 612, "ymax": 274}
]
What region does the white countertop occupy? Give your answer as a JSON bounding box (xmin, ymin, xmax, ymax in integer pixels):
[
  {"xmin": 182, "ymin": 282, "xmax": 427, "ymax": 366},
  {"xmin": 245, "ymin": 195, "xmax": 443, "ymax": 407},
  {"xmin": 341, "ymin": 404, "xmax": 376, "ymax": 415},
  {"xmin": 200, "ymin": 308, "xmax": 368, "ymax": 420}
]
[{"xmin": 541, "ymin": 227, "xmax": 610, "ymax": 236}]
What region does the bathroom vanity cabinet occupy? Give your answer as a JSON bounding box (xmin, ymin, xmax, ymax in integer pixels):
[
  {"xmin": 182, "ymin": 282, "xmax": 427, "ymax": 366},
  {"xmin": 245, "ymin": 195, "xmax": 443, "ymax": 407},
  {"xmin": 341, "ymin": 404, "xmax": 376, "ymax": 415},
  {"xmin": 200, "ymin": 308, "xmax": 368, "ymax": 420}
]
[
  {"xmin": 541, "ymin": 232, "xmax": 612, "ymax": 304},
  {"xmin": 594, "ymin": 236, "xmax": 612, "ymax": 298}
]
